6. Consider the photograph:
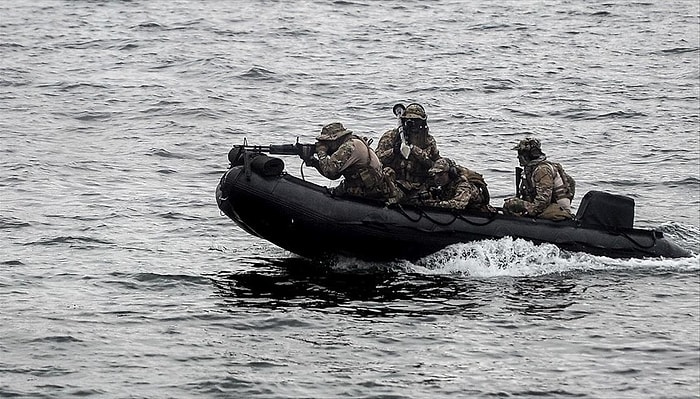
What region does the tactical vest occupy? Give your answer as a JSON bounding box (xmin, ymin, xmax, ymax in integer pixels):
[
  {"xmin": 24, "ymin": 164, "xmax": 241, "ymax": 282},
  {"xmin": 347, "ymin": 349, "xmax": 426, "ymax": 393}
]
[
  {"xmin": 342, "ymin": 137, "xmax": 391, "ymax": 198},
  {"xmin": 387, "ymin": 129, "xmax": 433, "ymax": 184},
  {"xmin": 521, "ymin": 161, "xmax": 575, "ymax": 203}
]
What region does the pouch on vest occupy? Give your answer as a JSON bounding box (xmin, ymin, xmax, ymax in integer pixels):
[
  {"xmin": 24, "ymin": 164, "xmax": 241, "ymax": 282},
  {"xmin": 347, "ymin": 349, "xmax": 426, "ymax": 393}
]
[{"xmin": 359, "ymin": 168, "xmax": 381, "ymax": 188}]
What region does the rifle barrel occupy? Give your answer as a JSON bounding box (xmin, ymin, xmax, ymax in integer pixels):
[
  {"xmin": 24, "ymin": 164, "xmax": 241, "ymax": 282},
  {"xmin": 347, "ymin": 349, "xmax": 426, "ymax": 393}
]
[{"xmin": 234, "ymin": 143, "xmax": 315, "ymax": 156}]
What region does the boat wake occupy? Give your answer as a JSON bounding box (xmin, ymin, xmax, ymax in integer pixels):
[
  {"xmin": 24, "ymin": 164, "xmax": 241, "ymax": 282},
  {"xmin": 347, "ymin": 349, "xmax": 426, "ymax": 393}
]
[
  {"xmin": 212, "ymin": 224, "xmax": 698, "ymax": 312},
  {"xmin": 328, "ymin": 222, "xmax": 700, "ymax": 278},
  {"xmin": 404, "ymin": 238, "xmax": 699, "ymax": 278}
]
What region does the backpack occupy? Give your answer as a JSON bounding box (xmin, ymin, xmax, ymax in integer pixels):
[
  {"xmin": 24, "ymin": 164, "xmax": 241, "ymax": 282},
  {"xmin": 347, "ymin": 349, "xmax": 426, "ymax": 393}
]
[
  {"xmin": 549, "ymin": 162, "xmax": 575, "ymax": 200},
  {"xmin": 462, "ymin": 167, "xmax": 491, "ymax": 205}
]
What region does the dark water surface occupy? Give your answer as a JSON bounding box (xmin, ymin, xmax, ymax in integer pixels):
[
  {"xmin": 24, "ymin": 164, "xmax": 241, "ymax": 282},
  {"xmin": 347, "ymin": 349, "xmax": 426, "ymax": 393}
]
[{"xmin": 2, "ymin": 1, "xmax": 699, "ymax": 398}]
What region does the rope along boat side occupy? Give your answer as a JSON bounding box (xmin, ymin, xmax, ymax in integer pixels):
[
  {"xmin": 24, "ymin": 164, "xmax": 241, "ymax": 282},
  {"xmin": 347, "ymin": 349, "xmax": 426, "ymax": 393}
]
[{"xmin": 216, "ymin": 147, "xmax": 691, "ymax": 261}]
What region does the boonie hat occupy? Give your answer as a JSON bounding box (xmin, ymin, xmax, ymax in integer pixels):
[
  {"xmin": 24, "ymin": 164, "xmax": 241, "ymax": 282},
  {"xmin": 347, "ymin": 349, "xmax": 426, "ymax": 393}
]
[{"xmin": 317, "ymin": 122, "xmax": 352, "ymax": 141}]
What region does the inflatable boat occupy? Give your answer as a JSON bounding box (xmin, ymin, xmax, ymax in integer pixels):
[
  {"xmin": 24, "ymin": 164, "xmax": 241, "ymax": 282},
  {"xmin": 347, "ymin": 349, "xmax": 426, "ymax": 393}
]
[{"xmin": 215, "ymin": 146, "xmax": 690, "ymax": 261}]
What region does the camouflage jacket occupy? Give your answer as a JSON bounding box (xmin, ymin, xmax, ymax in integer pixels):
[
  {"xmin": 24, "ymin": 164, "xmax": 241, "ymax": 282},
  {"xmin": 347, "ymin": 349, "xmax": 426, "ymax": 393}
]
[
  {"xmin": 517, "ymin": 159, "xmax": 569, "ymax": 215},
  {"xmin": 316, "ymin": 135, "xmax": 399, "ymax": 201},
  {"xmin": 375, "ymin": 127, "xmax": 440, "ymax": 190},
  {"xmin": 423, "ymin": 166, "xmax": 489, "ymax": 210}
]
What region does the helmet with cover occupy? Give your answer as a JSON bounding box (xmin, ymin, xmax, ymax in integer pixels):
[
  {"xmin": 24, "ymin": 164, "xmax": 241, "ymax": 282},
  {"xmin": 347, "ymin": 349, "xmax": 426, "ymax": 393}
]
[
  {"xmin": 512, "ymin": 137, "xmax": 541, "ymax": 152},
  {"xmin": 400, "ymin": 103, "xmax": 428, "ymax": 139},
  {"xmin": 401, "ymin": 103, "xmax": 427, "ymax": 120},
  {"xmin": 513, "ymin": 137, "xmax": 544, "ymax": 165},
  {"xmin": 429, "ymin": 158, "xmax": 452, "ymax": 175}
]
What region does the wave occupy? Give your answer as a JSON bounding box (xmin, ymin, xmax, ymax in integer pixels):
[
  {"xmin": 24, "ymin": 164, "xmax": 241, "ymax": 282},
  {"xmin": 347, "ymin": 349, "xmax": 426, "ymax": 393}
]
[
  {"xmin": 0, "ymin": 216, "xmax": 30, "ymax": 229},
  {"xmin": 407, "ymin": 238, "xmax": 699, "ymax": 277},
  {"xmin": 146, "ymin": 148, "xmax": 189, "ymax": 159},
  {"xmin": 104, "ymin": 272, "xmax": 212, "ymax": 292},
  {"xmin": 239, "ymin": 66, "xmax": 280, "ymax": 81},
  {"xmin": 28, "ymin": 335, "xmax": 82, "ymax": 343},
  {"xmin": 37, "ymin": 81, "xmax": 108, "ymax": 91},
  {"xmin": 133, "ymin": 22, "xmax": 164, "ymax": 30},
  {"xmin": 235, "ymin": 222, "xmax": 700, "ymax": 279},
  {"xmin": 23, "ymin": 235, "xmax": 113, "ymax": 247},
  {"xmin": 658, "ymin": 222, "xmax": 700, "ymax": 253},
  {"xmin": 126, "ymin": 272, "xmax": 211, "ymax": 285},
  {"xmin": 551, "ymin": 109, "xmax": 647, "ymax": 120},
  {"xmin": 326, "ymin": 234, "xmax": 700, "ymax": 278},
  {"xmin": 211, "ymin": 228, "xmax": 699, "ymax": 314},
  {"xmin": 659, "ymin": 47, "xmax": 699, "ymax": 55}
]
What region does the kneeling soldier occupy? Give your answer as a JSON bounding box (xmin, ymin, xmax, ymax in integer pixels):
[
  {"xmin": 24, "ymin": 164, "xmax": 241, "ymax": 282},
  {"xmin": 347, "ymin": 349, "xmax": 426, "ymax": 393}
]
[
  {"xmin": 503, "ymin": 137, "xmax": 575, "ymax": 220},
  {"xmin": 303, "ymin": 122, "xmax": 401, "ymax": 204},
  {"xmin": 414, "ymin": 157, "xmax": 491, "ymax": 211}
]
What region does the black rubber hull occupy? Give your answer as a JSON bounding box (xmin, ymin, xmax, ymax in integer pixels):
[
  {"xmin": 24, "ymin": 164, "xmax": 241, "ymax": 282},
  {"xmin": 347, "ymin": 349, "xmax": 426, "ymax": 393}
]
[{"xmin": 216, "ymin": 166, "xmax": 691, "ymax": 261}]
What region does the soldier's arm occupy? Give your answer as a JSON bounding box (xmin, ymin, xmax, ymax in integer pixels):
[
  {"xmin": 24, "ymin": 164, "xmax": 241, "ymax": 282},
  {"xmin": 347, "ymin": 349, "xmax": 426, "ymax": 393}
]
[
  {"xmin": 427, "ymin": 136, "xmax": 440, "ymax": 161},
  {"xmin": 430, "ymin": 199, "xmax": 464, "ymax": 210},
  {"xmin": 375, "ymin": 130, "xmax": 397, "ymax": 164},
  {"xmin": 409, "ymin": 136, "xmax": 440, "ymax": 167},
  {"xmin": 317, "ymin": 142, "xmax": 355, "ymax": 180},
  {"xmin": 449, "ymin": 181, "xmax": 478, "ymax": 208}
]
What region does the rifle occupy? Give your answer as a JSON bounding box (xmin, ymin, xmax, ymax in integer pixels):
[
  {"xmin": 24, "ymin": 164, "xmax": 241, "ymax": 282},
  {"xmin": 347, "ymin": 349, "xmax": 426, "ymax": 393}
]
[
  {"xmin": 226, "ymin": 139, "xmax": 317, "ymax": 180},
  {"xmin": 228, "ymin": 139, "xmax": 316, "ymax": 166},
  {"xmin": 515, "ymin": 166, "xmax": 523, "ymax": 198}
]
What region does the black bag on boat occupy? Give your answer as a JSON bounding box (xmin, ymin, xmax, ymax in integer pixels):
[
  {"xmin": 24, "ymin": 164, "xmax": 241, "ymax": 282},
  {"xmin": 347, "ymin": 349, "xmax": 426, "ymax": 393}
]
[
  {"xmin": 575, "ymin": 191, "xmax": 635, "ymax": 230},
  {"xmin": 250, "ymin": 154, "xmax": 284, "ymax": 177}
]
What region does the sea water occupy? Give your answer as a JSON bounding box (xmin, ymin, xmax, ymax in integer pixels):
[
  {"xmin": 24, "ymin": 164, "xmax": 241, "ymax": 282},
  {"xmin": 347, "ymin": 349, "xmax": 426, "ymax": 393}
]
[{"xmin": 1, "ymin": 1, "xmax": 699, "ymax": 397}]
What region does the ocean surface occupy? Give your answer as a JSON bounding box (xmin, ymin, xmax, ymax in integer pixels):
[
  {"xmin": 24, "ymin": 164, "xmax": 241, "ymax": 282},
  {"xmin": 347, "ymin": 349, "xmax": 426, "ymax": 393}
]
[{"xmin": 1, "ymin": 0, "xmax": 699, "ymax": 398}]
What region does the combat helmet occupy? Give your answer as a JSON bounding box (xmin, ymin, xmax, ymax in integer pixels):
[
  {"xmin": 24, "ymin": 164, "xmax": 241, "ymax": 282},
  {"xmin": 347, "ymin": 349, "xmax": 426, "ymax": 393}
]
[
  {"xmin": 401, "ymin": 103, "xmax": 427, "ymax": 120},
  {"xmin": 317, "ymin": 122, "xmax": 352, "ymax": 141},
  {"xmin": 512, "ymin": 137, "xmax": 541, "ymax": 152},
  {"xmin": 429, "ymin": 158, "xmax": 453, "ymax": 174}
]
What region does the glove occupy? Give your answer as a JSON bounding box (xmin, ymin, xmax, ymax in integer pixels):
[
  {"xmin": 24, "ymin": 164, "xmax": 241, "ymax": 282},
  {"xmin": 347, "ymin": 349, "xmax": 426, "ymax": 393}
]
[
  {"xmin": 315, "ymin": 142, "xmax": 328, "ymax": 155},
  {"xmin": 299, "ymin": 145, "xmax": 315, "ymax": 163},
  {"xmin": 307, "ymin": 157, "xmax": 319, "ymax": 168},
  {"xmin": 416, "ymin": 190, "xmax": 432, "ymax": 200},
  {"xmin": 504, "ymin": 198, "xmax": 527, "ymax": 215}
]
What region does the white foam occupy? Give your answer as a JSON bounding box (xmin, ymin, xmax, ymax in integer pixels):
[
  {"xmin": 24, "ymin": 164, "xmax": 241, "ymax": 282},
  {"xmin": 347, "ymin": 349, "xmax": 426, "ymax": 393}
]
[
  {"xmin": 324, "ymin": 222, "xmax": 700, "ymax": 277},
  {"xmin": 398, "ymin": 237, "xmax": 700, "ymax": 278}
]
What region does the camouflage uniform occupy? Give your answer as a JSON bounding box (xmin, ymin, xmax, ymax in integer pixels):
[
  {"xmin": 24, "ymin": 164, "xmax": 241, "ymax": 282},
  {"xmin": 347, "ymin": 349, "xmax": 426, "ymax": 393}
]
[
  {"xmin": 417, "ymin": 158, "xmax": 491, "ymax": 210},
  {"xmin": 504, "ymin": 138, "xmax": 575, "ymax": 220},
  {"xmin": 375, "ymin": 103, "xmax": 440, "ymax": 195},
  {"xmin": 311, "ymin": 122, "xmax": 401, "ymax": 203}
]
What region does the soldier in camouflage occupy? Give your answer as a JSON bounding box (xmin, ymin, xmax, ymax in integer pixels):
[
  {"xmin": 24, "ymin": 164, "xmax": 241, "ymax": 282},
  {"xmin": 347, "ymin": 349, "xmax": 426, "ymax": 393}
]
[
  {"xmin": 503, "ymin": 137, "xmax": 576, "ymax": 220},
  {"xmin": 375, "ymin": 103, "xmax": 440, "ymax": 198},
  {"xmin": 415, "ymin": 157, "xmax": 492, "ymax": 211},
  {"xmin": 302, "ymin": 122, "xmax": 402, "ymax": 204}
]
